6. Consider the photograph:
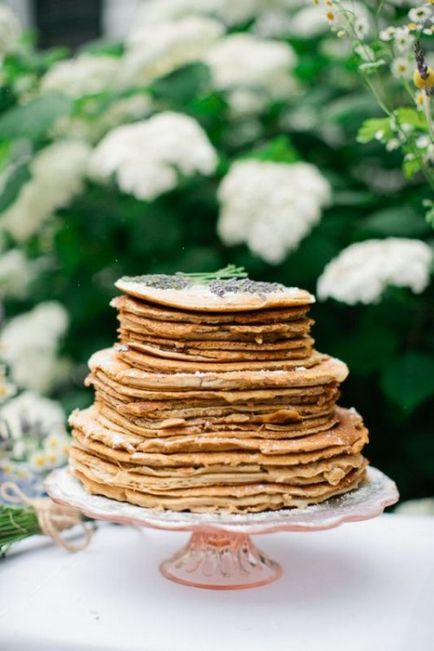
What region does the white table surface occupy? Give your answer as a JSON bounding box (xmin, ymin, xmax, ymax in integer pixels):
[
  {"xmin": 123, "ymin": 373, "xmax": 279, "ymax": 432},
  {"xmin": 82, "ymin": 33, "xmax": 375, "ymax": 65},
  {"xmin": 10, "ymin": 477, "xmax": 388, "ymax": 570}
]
[{"xmin": 1, "ymin": 514, "xmax": 433, "ymax": 651}]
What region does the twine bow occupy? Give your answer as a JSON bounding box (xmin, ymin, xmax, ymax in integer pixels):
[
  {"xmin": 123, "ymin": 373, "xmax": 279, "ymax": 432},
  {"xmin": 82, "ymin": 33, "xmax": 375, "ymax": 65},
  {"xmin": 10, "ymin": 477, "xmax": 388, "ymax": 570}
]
[{"xmin": 0, "ymin": 482, "xmax": 93, "ymax": 552}]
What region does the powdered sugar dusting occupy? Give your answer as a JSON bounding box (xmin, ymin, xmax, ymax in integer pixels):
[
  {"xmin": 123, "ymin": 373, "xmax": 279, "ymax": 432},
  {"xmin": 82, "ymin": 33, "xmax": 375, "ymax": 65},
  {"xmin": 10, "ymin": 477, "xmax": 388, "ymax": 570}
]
[{"xmin": 46, "ymin": 466, "xmax": 398, "ymax": 535}]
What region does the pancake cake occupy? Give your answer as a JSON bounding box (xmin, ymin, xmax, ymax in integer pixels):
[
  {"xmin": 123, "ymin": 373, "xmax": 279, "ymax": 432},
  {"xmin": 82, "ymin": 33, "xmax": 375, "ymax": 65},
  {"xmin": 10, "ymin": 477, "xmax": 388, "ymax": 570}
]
[{"xmin": 69, "ymin": 268, "xmax": 369, "ymax": 513}]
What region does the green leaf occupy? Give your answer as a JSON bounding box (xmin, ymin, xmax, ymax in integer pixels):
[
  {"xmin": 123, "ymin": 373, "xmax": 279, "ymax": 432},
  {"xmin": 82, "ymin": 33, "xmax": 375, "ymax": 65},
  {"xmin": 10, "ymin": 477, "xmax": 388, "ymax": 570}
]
[
  {"xmin": 395, "ymin": 107, "xmax": 427, "ymax": 131},
  {"xmin": 333, "ymin": 190, "xmax": 374, "ymax": 207},
  {"xmin": 357, "ymin": 117, "xmax": 391, "ymax": 144},
  {"xmin": 358, "ymin": 59, "xmax": 387, "ymax": 74},
  {"xmin": 0, "ymin": 160, "xmax": 30, "ymax": 213},
  {"xmin": 0, "ymin": 95, "xmax": 72, "ymax": 141},
  {"xmin": 247, "ymin": 136, "xmax": 298, "ymax": 164},
  {"xmin": 381, "ymin": 353, "xmax": 434, "ymax": 411},
  {"xmin": 403, "ymin": 155, "xmax": 422, "ymax": 179},
  {"xmin": 360, "ymin": 206, "xmax": 431, "ymax": 237},
  {"xmin": 149, "ymin": 63, "xmax": 210, "ymax": 107},
  {"xmin": 78, "ymin": 40, "xmax": 124, "ymax": 57},
  {"xmin": 424, "ymin": 200, "xmax": 434, "ymax": 227}
]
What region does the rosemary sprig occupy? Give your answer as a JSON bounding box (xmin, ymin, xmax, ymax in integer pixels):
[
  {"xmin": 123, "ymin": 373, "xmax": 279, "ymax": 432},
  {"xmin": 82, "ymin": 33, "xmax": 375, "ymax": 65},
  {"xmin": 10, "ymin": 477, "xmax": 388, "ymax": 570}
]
[{"xmin": 177, "ymin": 264, "xmax": 248, "ymax": 283}]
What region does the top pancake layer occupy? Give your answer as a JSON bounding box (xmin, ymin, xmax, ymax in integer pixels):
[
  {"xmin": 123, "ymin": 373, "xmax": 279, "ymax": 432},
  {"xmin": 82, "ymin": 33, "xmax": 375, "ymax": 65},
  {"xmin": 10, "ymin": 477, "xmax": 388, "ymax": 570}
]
[{"xmin": 115, "ymin": 276, "xmax": 315, "ymax": 312}]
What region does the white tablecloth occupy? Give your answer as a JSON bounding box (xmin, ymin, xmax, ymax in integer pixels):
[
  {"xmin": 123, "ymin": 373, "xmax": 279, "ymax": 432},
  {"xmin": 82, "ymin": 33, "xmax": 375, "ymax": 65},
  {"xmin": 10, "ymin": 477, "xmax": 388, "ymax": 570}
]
[{"xmin": 1, "ymin": 514, "xmax": 433, "ymax": 651}]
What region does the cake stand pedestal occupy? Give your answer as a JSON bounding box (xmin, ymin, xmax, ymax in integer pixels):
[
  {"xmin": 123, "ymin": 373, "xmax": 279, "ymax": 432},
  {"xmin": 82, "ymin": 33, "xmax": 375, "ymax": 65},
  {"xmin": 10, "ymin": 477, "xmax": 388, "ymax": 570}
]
[{"xmin": 45, "ymin": 467, "xmax": 398, "ymax": 590}]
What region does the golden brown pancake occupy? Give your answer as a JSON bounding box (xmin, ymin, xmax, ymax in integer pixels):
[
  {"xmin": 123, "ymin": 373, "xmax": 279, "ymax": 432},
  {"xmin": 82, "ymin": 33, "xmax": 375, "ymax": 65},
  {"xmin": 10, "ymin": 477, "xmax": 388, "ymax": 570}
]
[{"xmin": 115, "ymin": 276, "xmax": 315, "ymax": 312}]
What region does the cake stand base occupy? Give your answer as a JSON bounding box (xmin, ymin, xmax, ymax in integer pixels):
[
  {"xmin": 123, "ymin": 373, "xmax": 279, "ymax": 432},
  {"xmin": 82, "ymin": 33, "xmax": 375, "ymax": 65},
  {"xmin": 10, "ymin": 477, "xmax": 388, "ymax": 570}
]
[
  {"xmin": 45, "ymin": 467, "xmax": 399, "ymax": 591},
  {"xmin": 160, "ymin": 529, "xmax": 282, "ymax": 590}
]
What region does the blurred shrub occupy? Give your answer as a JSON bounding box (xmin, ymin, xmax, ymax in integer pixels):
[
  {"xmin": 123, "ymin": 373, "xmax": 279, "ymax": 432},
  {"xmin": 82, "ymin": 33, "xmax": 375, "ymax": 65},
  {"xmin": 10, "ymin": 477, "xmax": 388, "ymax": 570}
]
[{"xmin": 0, "ymin": 1, "xmax": 433, "ymax": 500}]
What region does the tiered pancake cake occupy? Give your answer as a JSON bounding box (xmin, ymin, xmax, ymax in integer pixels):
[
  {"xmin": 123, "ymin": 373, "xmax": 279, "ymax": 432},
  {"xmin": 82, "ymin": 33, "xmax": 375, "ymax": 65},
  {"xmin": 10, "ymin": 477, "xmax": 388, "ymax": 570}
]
[{"xmin": 69, "ymin": 273, "xmax": 369, "ymax": 513}]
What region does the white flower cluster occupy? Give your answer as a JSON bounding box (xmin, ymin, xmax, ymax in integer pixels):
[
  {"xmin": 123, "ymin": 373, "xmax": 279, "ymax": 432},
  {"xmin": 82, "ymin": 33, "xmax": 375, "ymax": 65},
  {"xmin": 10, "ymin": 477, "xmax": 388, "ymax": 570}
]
[
  {"xmin": 0, "ymin": 249, "xmax": 39, "ymax": 300},
  {"xmin": 380, "ymin": 4, "xmax": 433, "ymax": 80},
  {"xmin": 0, "ymin": 5, "xmax": 20, "ymax": 59},
  {"xmin": 204, "ymin": 34, "xmax": 297, "ymax": 115},
  {"xmin": 217, "ymin": 160, "xmax": 331, "ymax": 264},
  {"xmin": 0, "ymin": 302, "xmax": 70, "ymax": 393},
  {"xmin": 41, "ymin": 54, "xmax": 121, "ymax": 98},
  {"xmin": 89, "ymin": 112, "xmax": 218, "ymax": 201},
  {"xmin": 124, "ymin": 15, "xmax": 224, "ymax": 85},
  {"xmin": 317, "ymin": 238, "xmax": 433, "ymax": 304},
  {"xmin": 0, "ymin": 141, "xmax": 90, "ymax": 242},
  {"xmin": 0, "ymin": 391, "xmax": 70, "ymax": 471},
  {"xmin": 322, "ymin": 1, "xmax": 372, "ymax": 40},
  {"xmin": 130, "ymin": 0, "xmax": 267, "ymax": 28},
  {"xmin": 261, "ymin": 5, "xmax": 326, "ymax": 39}
]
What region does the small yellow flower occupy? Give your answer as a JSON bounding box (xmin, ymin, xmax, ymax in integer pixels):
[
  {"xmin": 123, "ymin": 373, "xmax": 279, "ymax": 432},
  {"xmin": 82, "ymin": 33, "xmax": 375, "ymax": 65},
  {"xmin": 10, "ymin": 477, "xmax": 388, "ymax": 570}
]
[
  {"xmin": 46, "ymin": 451, "xmax": 59, "ymax": 465},
  {"xmin": 326, "ymin": 10, "xmax": 335, "ymax": 22},
  {"xmin": 1, "ymin": 462, "xmax": 14, "ymax": 476},
  {"xmin": 45, "ymin": 434, "xmax": 60, "ymax": 449},
  {"xmin": 406, "ymin": 23, "xmax": 418, "ymax": 31},
  {"xmin": 29, "ymin": 452, "xmax": 48, "ymax": 471},
  {"xmin": 16, "ymin": 466, "xmax": 31, "ymax": 479},
  {"xmin": 414, "ymin": 67, "xmax": 434, "ymax": 89}
]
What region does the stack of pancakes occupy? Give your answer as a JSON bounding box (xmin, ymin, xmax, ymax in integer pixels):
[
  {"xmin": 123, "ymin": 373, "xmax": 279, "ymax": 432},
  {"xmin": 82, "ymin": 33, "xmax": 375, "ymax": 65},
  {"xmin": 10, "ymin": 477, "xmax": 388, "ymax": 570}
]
[{"xmin": 69, "ymin": 275, "xmax": 369, "ymax": 513}]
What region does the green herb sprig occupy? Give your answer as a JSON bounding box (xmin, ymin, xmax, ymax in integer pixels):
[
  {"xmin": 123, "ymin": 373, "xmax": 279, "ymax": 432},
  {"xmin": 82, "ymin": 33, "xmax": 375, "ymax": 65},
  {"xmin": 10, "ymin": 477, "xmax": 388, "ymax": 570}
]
[{"xmin": 178, "ymin": 264, "xmax": 248, "ymax": 283}]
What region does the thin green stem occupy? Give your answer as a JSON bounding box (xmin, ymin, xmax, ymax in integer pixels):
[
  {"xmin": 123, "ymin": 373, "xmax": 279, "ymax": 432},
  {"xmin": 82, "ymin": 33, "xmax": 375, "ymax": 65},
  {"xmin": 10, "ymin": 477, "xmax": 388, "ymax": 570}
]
[{"xmin": 180, "ymin": 265, "xmax": 248, "ymax": 282}]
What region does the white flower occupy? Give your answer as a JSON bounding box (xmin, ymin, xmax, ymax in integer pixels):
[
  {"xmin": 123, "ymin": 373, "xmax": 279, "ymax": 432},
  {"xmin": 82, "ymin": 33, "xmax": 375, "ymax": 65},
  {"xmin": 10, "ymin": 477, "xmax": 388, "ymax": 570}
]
[
  {"xmin": 354, "ymin": 44, "xmax": 375, "ymax": 62},
  {"xmin": 391, "ymin": 57, "xmax": 412, "ymax": 79},
  {"xmin": 41, "ymin": 54, "xmax": 121, "ymax": 98},
  {"xmin": 424, "ymin": 144, "xmax": 434, "ymax": 164},
  {"xmin": 277, "ymin": 5, "xmax": 328, "ymax": 39},
  {"xmin": 386, "ymin": 138, "xmax": 400, "ymax": 151},
  {"xmin": 129, "ymin": 0, "xmax": 264, "ymax": 28},
  {"xmin": 124, "ymin": 16, "xmax": 223, "ymax": 85},
  {"xmin": 416, "ymin": 135, "xmax": 431, "ymax": 148},
  {"xmin": 254, "ymin": 10, "xmax": 295, "ymax": 38},
  {"xmin": 290, "ymin": 1, "xmax": 371, "ymax": 39},
  {"xmin": 217, "ymin": 160, "xmax": 331, "ymax": 265},
  {"xmin": 393, "ymin": 26, "xmax": 414, "ymax": 52},
  {"xmin": 0, "ymin": 6, "xmax": 20, "ymax": 58},
  {"xmin": 0, "ymin": 391, "xmax": 67, "ymax": 442},
  {"xmin": 0, "ymin": 141, "xmax": 90, "ymax": 242},
  {"xmin": 0, "ymin": 302, "xmax": 69, "ymax": 393},
  {"xmin": 228, "ymin": 89, "xmax": 269, "ymax": 118},
  {"xmin": 380, "ymin": 26, "xmax": 396, "ymax": 41},
  {"xmin": 204, "ymin": 34, "xmax": 297, "ymax": 113},
  {"xmin": 89, "ymin": 112, "xmax": 218, "ymax": 201},
  {"xmin": 99, "ymin": 95, "xmax": 153, "ymax": 131},
  {"xmin": 353, "ymin": 15, "xmax": 370, "ymax": 39},
  {"xmin": 0, "ymin": 249, "xmax": 38, "ymax": 299},
  {"xmin": 43, "ymin": 431, "xmax": 70, "ymax": 466},
  {"xmin": 317, "ymin": 238, "xmax": 433, "ymax": 304},
  {"xmin": 408, "ymin": 6, "xmax": 432, "ymax": 23}
]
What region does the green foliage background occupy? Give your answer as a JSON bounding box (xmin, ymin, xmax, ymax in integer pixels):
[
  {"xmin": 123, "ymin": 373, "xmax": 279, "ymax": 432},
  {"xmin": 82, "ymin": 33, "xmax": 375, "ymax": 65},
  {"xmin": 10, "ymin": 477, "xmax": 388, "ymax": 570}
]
[{"xmin": 1, "ymin": 9, "xmax": 433, "ymax": 502}]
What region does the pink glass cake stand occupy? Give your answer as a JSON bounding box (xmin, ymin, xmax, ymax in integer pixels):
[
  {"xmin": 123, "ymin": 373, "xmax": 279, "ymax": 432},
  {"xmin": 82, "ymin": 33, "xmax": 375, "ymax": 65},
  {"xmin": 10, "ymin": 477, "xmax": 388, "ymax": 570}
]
[{"xmin": 45, "ymin": 467, "xmax": 398, "ymax": 591}]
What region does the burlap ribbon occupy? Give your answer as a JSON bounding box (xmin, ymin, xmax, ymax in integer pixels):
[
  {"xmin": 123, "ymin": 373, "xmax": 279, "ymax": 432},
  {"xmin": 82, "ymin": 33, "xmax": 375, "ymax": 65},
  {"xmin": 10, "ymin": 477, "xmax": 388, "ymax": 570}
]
[{"xmin": 0, "ymin": 481, "xmax": 93, "ymax": 552}]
